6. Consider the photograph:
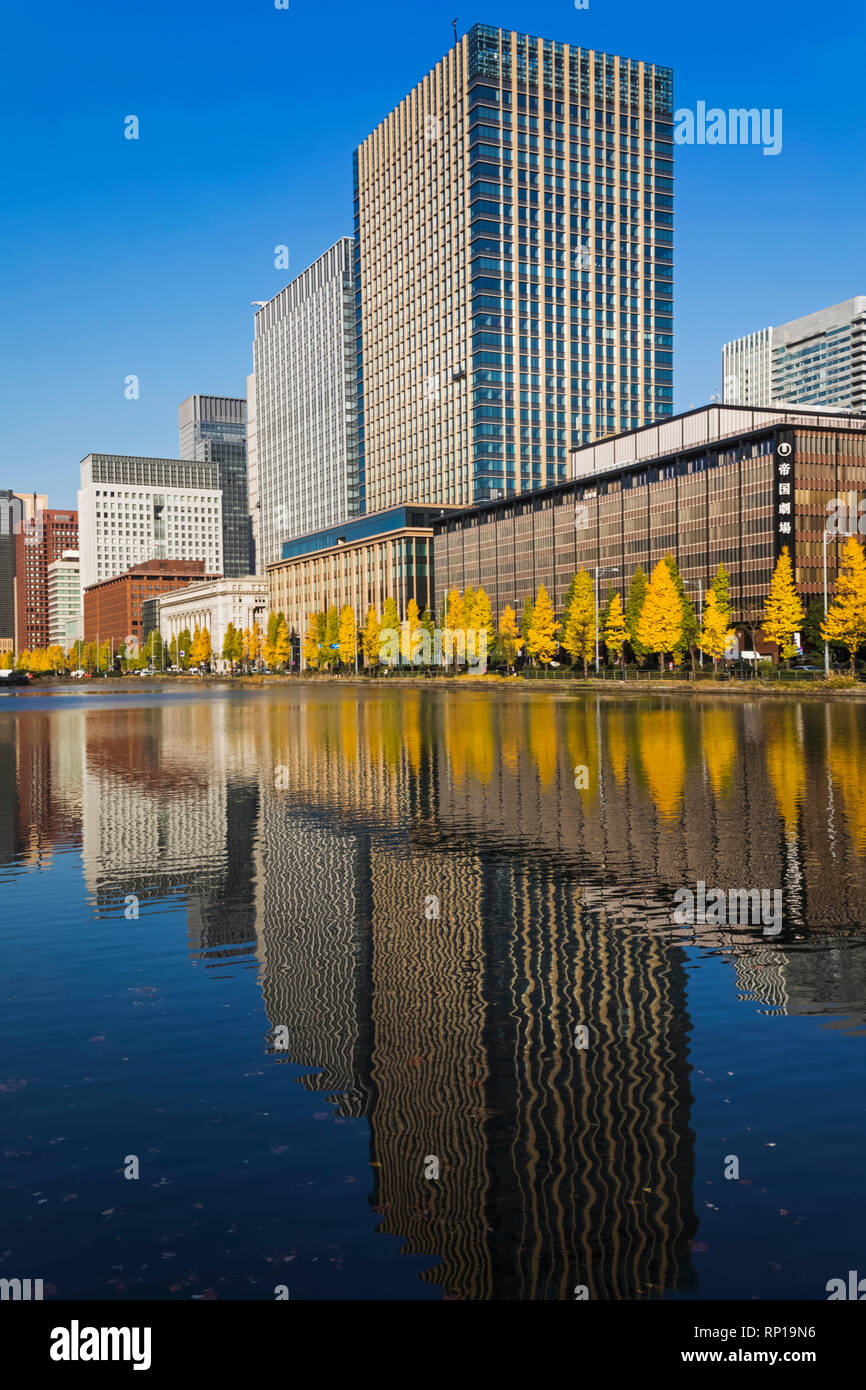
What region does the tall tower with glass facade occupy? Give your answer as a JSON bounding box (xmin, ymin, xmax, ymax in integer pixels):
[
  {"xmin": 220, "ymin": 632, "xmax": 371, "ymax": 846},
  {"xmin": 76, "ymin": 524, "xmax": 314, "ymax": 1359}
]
[
  {"xmin": 353, "ymin": 22, "xmax": 674, "ymax": 512},
  {"xmin": 252, "ymin": 239, "xmax": 360, "ymax": 568},
  {"xmin": 178, "ymin": 394, "xmax": 251, "ymax": 576}
]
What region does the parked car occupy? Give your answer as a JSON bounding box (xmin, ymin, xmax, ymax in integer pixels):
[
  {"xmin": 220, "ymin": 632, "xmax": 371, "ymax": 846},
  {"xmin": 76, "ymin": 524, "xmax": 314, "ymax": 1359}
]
[
  {"xmin": 70, "ymin": 669, "xmax": 87, "ymax": 679},
  {"xmin": 0, "ymin": 670, "xmax": 32, "ymax": 685}
]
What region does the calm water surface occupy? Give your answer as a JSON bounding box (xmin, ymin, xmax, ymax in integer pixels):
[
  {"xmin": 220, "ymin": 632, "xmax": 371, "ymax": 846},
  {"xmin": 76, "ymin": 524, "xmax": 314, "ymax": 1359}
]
[{"xmin": 0, "ymin": 684, "xmax": 864, "ymax": 1300}]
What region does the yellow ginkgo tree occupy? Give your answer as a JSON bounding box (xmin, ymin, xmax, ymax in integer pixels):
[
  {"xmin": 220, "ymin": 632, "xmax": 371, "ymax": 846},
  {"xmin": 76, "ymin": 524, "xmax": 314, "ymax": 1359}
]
[
  {"xmin": 637, "ymin": 559, "xmax": 683, "ymax": 673},
  {"xmin": 822, "ymin": 534, "xmax": 866, "ymax": 675},
  {"xmin": 526, "ymin": 584, "xmax": 560, "ymax": 666},
  {"xmin": 762, "ymin": 546, "xmax": 804, "ymax": 668}
]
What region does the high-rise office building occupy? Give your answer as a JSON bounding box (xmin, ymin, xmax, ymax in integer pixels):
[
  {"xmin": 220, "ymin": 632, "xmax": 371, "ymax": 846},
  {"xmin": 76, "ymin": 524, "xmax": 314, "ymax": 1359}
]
[
  {"xmin": 723, "ymin": 298, "xmax": 866, "ymax": 410},
  {"xmin": 47, "ymin": 549, "xmax": 82, "ymax": 649},
  {"xmin": 353, "ymin": 22, "xmax": 674, "ymax": 513},
  {"xmin": 77, "ymin": 455, "xmax": 223, "ymax": 592},
  {"xmin": 178, "ymin": 394, "xmax": 251, "ymax": 577},
  {"xmin": 252, "ymin": 238, "xmax": 360, "ymax": 567},
  {"xmin": 245, "ymin": 372, "xmax": 260, "ymax": 573},
  {"xmin": 0, "ymin": 492, "xmax": 24, "ymax": 653},
  {"xmin": 14, "ymin": 505, "xmax": 79, "ymax": 650}
]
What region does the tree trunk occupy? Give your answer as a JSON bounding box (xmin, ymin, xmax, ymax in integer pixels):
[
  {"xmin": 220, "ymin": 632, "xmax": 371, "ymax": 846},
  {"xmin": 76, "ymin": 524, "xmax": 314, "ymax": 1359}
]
[{"xmin": 659, "ymin": 651, "xmax": 664, "ymax": 674}]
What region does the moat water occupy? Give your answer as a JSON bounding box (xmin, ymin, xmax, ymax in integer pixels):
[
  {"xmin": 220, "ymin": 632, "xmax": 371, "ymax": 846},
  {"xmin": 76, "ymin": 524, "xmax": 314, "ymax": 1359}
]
[{"xmin": 0, "ymin": 684, "xmax": 864, "ymax": 1299}]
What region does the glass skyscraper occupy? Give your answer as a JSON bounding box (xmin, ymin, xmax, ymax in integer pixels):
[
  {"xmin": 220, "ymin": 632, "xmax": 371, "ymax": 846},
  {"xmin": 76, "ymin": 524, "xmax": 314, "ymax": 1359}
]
[
  {"xmin": 178, "ymin": 394, "xmax": 251, "ymax": 577},
  {"xmin": 353, "ymin": 22, "xmax": 674, "ymax": 513},
  {"xmin": 252, "ymin": 239, "xmax": 360, "ymax": 568}
]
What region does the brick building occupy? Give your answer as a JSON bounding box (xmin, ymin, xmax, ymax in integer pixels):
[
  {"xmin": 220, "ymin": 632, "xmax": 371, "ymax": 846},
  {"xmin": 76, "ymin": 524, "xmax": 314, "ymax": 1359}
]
[
  {"xmin": 15, "ymin": 506, "xmax": 79, "ymax": 650},
  {"xmin": 82, "ymin": 559, "xmax": 218, "ymax": 647}
]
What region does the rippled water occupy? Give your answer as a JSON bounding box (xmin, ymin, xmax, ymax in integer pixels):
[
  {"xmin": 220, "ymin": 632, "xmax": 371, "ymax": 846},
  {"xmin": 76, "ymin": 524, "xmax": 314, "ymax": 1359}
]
[{"xmin": 0, "ymin": 684, "xmax": 864, "ymax": 1300}]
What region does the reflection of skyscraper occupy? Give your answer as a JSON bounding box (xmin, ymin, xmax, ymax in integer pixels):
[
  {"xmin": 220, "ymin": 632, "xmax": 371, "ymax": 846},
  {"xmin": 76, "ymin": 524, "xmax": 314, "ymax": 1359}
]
[
  {"xmin": 258, "ymin": 692, "xmax": 700, "ymax": 1299},
  {"xmin": 78, "ymin": 702, "xmax": 259, "ymax": 963}
]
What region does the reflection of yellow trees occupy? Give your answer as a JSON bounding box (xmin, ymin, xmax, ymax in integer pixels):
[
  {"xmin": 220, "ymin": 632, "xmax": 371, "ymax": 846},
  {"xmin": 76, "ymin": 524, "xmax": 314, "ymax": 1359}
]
[
  {"xmin": 527, "ymin": 700, "xmax": 559, "ymax": 789},
  {"xmin": 605, "ymin": 708, "xmax": 628, "ymax": 787},
  {"xmin": 701, "ymin": 708, "xmax": 737, "ymax": 798},
  {"xmin": 364, "ymin": 699, "xmax": 383, "ymax": 770},
  {"xmin": 380, "ymin": 698, "xmax": 402, "ymax": 771},
  {"xmin": 340, "ymin": 699, "xmax": 358, "ymax": 766},
  {"xmin": 564, "ymin": 702, "xmax": 598, "ymax": 805},
  {"xmin": 637, "ymin": 709, "xmax": 686, "ymax": 823},
  {"xmin": 445, "ymin": 699, "xmax": 468, "ymax": 788},
  {"xmin": 765, "ymin": 708, "xmax": 805, "ymax": 833},
  {"xmin": 500, "ymin": 708, "xmax": 519, "ymax": 774},
  {"xmin": 465, "ymin": 699, "xmax": 495, "ymax": 786},
  {"xmin": 402, "ymin": 694, "xmax": 422, "ymax": 776},
  {"xmin": 444, "ymin": 698, "xmax": 495, "ymax": 787},
  {"xmin": 828, "ymin": 708, "xmax": 866, "ymax": 854}
]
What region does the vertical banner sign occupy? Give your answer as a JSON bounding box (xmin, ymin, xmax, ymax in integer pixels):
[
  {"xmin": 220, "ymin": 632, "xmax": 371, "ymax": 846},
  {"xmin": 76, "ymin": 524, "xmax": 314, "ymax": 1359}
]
[{"xmin": 774, "ymin": 430, "xmax": 796, "ymax": 563}]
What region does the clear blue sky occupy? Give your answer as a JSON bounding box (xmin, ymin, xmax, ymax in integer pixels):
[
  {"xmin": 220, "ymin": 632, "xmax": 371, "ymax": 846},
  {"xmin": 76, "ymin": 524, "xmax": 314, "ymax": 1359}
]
[{"xmin": 2, "ymin": 0, "xmax": 864, "ymax": 507}]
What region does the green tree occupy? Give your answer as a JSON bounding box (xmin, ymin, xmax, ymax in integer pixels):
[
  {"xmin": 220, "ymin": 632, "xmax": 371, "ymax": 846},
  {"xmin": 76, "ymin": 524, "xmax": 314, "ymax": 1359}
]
[
  {"xmin": 625, "ymin": 566, "xmax": 649, "ymax": 665},
  {"xmin": 664, "ymin": 555, "xmax": 698, "ymax": 673},
  {"xmin": 221, "ymin": 622, "xmax": 241, "ymax": 672},
  {"xmin": 176, "ymin": 628, "xmax": 192, "ymax": 670},
  {"xmin": 143, "ymin": 629, "xmax": 164, "ymax": 670}
]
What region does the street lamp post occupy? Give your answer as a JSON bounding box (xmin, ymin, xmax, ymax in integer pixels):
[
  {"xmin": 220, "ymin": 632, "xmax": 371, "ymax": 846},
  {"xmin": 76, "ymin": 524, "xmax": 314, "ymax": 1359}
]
[{"xmin": 594, "ymin": 565, "xmax": 620, "ymax": 674}]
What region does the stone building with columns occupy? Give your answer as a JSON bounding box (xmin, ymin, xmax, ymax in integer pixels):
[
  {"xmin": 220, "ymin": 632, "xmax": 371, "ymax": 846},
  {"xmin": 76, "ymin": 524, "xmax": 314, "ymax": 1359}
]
[{"xmin": 157, "ymin": 576, "xmax": 268, "ymax": 670}]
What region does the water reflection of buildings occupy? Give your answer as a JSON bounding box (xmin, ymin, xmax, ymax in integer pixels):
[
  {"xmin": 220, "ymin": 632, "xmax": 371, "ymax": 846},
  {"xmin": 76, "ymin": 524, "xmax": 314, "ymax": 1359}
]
[
  {"xmin": 266, "ymin": 696, "xmax": 700, "ymax": 1298},
  {"xmin": 78, "ymin": 702, "xmax": 259, "ymax": 961},
  {"xmin": 2, "ymin": 688, "xmax": 866, "ymax": 1298}
]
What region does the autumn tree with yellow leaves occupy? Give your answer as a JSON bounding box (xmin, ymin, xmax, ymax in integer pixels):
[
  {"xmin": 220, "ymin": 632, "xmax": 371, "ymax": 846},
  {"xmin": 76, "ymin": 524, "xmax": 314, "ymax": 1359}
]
[
  {"xmin": 498, "ymin": 604, "xmax": 521, "ymax": 672},
  {"xmin": 361, "ymin": 606, "xmax": 380, "ymax": 668},
  {"xmin": 526, "ymin": 584, "xmax": 560, "ymax": 665},
  {"xmin": 637, "ymin": 559, "xmax": 683, "ymax": 673},
  {"xmin": 762, "ymin": 546, "xmax": 805, "ymax": 668},
  {"xmin": 338, "ymin": 605, "xmax": 357, "ymax": 669},
  {"xmin": 699, "ymin": 590, "xmax": 735, "ymax": 676},
  {"xmin": 822, "ymin": 535, "xmax": 866, "ymax": 675},
  {"xmin": 603, "ymin": 591, "xmax": 628, "ymax": 670},
  {"xmin": 561, "ymin": 569, "xmax": 595, "ymax": 678}
]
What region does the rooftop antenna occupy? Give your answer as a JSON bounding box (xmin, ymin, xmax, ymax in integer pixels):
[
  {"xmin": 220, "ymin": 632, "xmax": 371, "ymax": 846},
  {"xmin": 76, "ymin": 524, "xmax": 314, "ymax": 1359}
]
[{"xmin": 452, "ymin": 17, "xmax": 458, "ymax": 45}]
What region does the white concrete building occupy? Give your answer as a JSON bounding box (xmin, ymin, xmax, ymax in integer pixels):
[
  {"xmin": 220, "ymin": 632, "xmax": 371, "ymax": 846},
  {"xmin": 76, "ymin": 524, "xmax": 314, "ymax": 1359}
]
[
  {"xmin": 156, "ymin": 576, "xmax": 268, "ymax": 670},
  {"xmin": 77, "ymin": 454, "xmax": 224, "ymax": 593},
  {"xmin": 47, "ymin": 549, "xmax": 82, "ymax": 648},
  {"xmin": 723, "ymin": 297, "xmax": 866, "ymax": 409}
]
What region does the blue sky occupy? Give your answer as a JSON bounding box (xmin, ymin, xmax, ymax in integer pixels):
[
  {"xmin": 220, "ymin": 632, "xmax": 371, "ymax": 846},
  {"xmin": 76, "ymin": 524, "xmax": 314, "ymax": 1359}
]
[{"xmin": 2, "ymin": 0, "xmax": 864, "ymax": 507}]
